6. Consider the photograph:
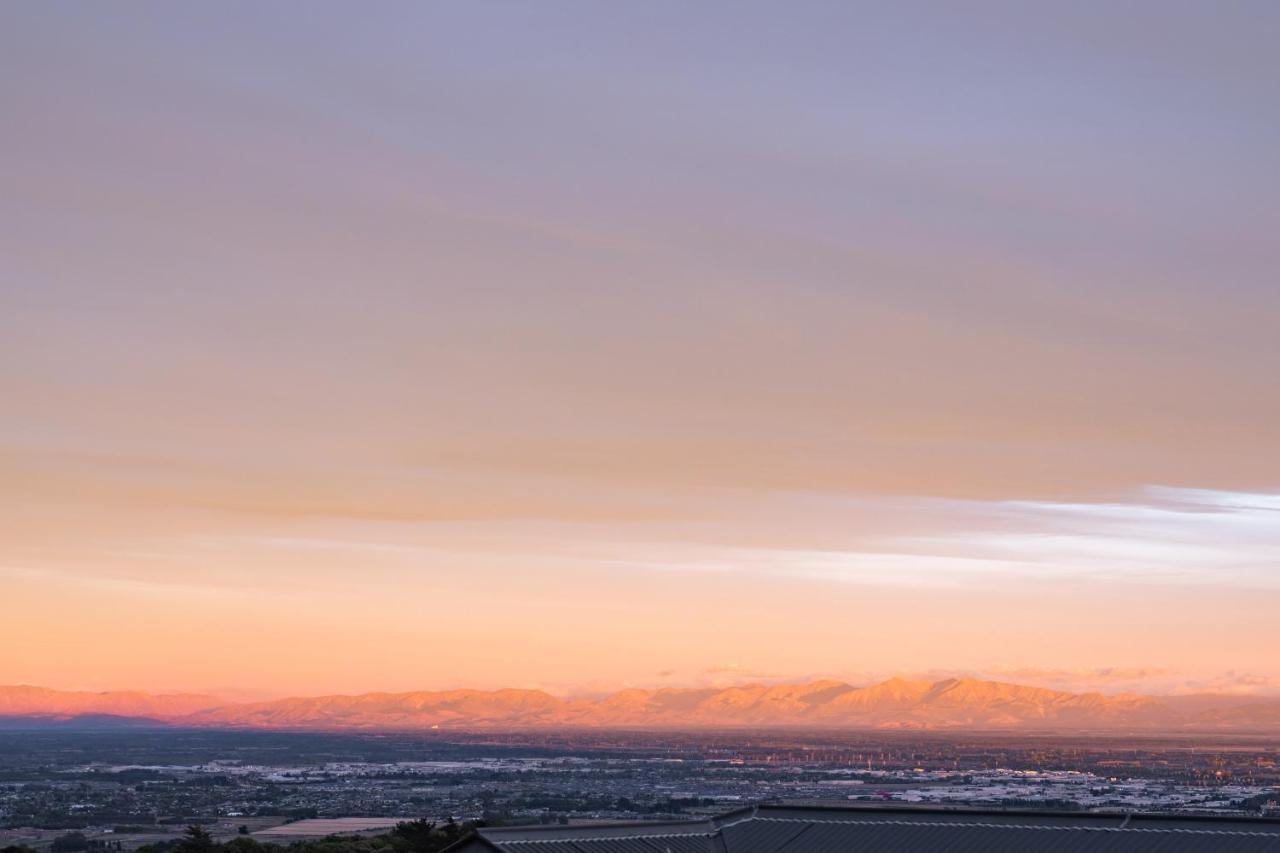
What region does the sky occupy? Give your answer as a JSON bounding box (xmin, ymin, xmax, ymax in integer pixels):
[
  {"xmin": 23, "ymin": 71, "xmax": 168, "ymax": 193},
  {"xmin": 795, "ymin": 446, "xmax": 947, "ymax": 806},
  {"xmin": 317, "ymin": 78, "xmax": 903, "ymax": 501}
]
[{"xmin": 2, "ymin": 1, "xmax": 1279, "ymax": 701}]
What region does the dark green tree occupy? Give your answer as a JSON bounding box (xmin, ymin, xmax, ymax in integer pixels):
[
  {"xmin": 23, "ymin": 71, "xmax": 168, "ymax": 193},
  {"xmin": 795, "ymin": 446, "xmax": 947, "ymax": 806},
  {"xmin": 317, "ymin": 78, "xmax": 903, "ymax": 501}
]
[
  {"xmin": 390, "ymin": 819, "xmax": 437, "ymax": 853},
  {"xmin": 52, "ymin": 834, "xmax": 89, "ymax": 853},
  {"xmin": 223, "ymin": 837, "xmax": 268, "ymax": 853},
  {"xmin": 173, "ymin": 826, "xmax": 217, "ymax": 853}
]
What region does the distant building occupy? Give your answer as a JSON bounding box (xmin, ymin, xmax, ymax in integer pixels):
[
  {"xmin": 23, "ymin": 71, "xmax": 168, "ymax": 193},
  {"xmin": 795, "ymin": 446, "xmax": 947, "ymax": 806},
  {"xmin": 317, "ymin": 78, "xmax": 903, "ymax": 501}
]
[{"xmin": 446, "ymin": 802, "xmax": 1280, "ymax": 853}]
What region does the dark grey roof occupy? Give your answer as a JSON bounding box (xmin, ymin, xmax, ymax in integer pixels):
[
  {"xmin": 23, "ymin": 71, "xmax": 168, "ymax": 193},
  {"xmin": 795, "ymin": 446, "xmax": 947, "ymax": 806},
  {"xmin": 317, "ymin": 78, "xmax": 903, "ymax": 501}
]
[
  {"xmin": 451, "ymin": 803, "xmax": 1280, "ymax": 853},
  {"xmin": 457, "ymin": 819, "xmax": 720, "ymax": 853},
  {"xmin": 725, "ymin": 816, "xmax": 1280, "ymax": 853}
]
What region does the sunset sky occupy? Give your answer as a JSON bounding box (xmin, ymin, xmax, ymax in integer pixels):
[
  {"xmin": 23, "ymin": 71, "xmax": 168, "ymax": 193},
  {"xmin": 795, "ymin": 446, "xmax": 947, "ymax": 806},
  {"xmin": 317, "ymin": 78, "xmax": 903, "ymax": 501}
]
[{"xmin": 3, "ymin": 2, "xmax": 1279, "ymax": 701}]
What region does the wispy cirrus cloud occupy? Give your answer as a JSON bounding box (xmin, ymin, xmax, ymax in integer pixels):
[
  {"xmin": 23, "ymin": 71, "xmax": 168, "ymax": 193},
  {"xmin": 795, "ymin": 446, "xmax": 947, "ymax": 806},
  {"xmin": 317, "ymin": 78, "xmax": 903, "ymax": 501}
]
[{"xmin": 624, "ymin": 486, "xmax": 1280, "ymax": 590}]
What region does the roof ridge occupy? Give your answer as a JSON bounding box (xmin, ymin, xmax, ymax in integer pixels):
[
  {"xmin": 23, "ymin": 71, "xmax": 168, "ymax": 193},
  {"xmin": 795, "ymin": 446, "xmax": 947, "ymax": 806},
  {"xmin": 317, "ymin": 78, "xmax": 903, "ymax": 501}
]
[
  {"xmin": 498, "ymin": 832, "xmax": 716, "ymax": 844},
  {"xmin": 485, "ymin": 821, "xmax": 707, "ymax": 831}
]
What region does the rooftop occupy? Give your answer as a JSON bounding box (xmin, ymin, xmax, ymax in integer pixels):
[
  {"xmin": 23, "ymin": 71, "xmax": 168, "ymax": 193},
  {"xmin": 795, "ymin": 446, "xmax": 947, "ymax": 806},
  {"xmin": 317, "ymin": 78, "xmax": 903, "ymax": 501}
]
[{"xmin": 452, "ymin": 802, "xmax": 1280, "ymax": 853}]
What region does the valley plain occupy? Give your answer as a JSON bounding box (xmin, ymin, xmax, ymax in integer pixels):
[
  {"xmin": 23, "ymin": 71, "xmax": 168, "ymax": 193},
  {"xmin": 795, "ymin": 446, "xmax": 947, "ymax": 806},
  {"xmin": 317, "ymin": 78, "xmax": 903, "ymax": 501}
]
[{"xmin": 1, "ymin": 726, "xmax": 1278, "ymax": 852}]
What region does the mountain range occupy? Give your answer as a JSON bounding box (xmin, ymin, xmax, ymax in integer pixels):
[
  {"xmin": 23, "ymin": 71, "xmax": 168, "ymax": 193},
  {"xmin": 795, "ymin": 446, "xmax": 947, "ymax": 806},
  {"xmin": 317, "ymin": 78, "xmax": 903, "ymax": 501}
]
[{"xmin": 4, "ymin": 679, "xmax": 1279, "ymax": 732}]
